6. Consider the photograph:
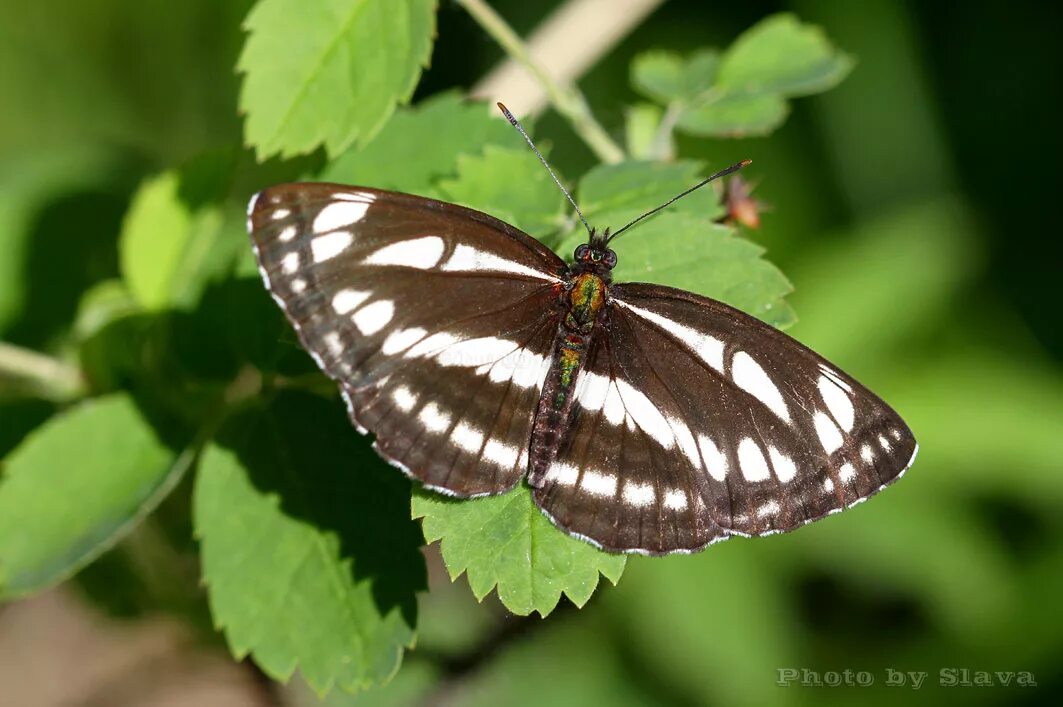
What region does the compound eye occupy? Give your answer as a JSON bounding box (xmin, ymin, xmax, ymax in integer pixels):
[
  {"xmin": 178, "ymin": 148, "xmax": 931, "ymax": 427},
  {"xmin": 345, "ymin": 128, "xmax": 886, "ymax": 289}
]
[
  {"xmin": 603, "ymin": 249, "xmax": 617, "ymax": 268},
  {"xmin": 574, "ymin": 244, "xmax": 590, "ymax": 261}
]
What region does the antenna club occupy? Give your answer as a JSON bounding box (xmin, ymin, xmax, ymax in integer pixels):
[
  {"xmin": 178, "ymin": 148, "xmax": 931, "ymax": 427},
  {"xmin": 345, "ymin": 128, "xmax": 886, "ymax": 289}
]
[
  {"xmin": 739, "ymin": 159, "xmax": 752, "ymax": 168},
  {"xmin": 496, "ymin": 102, "xmax": 518, "ymax": 125}
]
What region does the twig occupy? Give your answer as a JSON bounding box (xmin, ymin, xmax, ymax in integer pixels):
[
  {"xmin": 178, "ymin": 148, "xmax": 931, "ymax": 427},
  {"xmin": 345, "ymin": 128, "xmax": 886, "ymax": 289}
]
[
  {"xmin": 0, "ymin": 340, "xmax": 84, "ymax": 400},
  {"xmin": 458, "ymin": 0, "xmax": 628, "ymax": 164}
]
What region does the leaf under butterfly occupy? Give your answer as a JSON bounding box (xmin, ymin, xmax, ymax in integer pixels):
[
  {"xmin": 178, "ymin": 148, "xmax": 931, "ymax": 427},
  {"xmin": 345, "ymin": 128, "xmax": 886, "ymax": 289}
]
[
  {"xmin": 322, "ymin": 93, "xmax": 519, "ymax": 196},
  {"xmin": 412, "ymin": 486, "xmax": 625, "ymax": 617},
  {"xmin": 436, "ymin": 145, "xmax": 567, "ymax": 240},
  {"xmin": 556, "ymin": 161, "xmax": 795, "ymax": 328},
  {"xmin": 239, "ymin": 0, "xmax": 437, "ymax": 159},
  {"xmin": 0, "ymin": 394, "xmax": 187, "ymax": 599},
  {"xmin": 193, "ymin": 391, "xmax": 425, "ymax": 694}
]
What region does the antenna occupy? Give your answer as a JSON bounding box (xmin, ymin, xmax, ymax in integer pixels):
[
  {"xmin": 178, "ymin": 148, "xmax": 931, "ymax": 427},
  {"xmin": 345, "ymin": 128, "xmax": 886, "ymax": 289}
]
[
  {"xmin": 497, "ymin": 102, "xmax": 592, "ymax": 238},
  {"xmin": 606, "ymin": 159, "xmax": 752, "ymax": 243}
]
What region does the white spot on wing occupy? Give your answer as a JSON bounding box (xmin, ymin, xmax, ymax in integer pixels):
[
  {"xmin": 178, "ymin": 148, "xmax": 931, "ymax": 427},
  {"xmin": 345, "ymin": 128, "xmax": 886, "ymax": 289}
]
[
  {"xmin": 575, "ymin": 371, "xmax": 610, "ymax": 413},
  {"xmin": 738, "ymin": 438, "xmax": 770, "ymax": 482},
  {"xmin": 364, "ymin": 236, "xmax": 445, "ymax": 269},
  {"xmin": 768, "ymin": 447, "xmax": 797, "ymax": 483},
  {"xmin": 277, "ymin": 225, "xmax": 297, "ymax": 242},
  {"xmin": 819, "ymin": 364, "xmax": 852, "ymax": 393},
  {"xmin": 614, "ymin": 300, "xmax": 725, "ymax": 373},
  {"xmin": 331, "ymin": 288, "xmax": 370, "ymax": 315},
  {"xmin": 483, "ymin": 439, "xmax": 517, "ymax": 467},
  {"xmin": 271, "ymin": 208, "xmax": 290, "ymax": 220},
  {"xmin": 281, "ymin": 252, "xmax": 300, "ymax": 274},
  {"xmin": 392, "ymin": 386, "xmax": 417, "ymax": 412},
  {"xmin": 732, "ymin": 351, "xmax": 790, "ymax": 423},
  {"xmin": 405, "ymin": 332, "xmax": 457, "ymax": 358},
  {"xmin": 757, "ymin": 500, "xmax": 781, "ymax": 519},
  {"xmin": 436, "ymin": 337, "xmax": 518, "ymax": 368},
  {"xmin": 581, "ymin": 470, "xmax": 617, "ymax": 497},
  {"xmin": 452, "ymin": 422, "xmax": 484, "ymax": 454},
  {"xmin": 697, "ymin": 434, "xmax": 727, "ymax": 481},
  {"xmin": 440, "ymin": 244, "xmax": 559, "ymax": 281},
  {"xmin": 839, "ymin": 463, "xmax": 856, "ymax": 483},
  {"xmin": 314, "ymin": 201, "xmax": 370, "ymax": 233},
  {"xmin": 664, "ymin": 488, "xmax": 688, "ymax": 511},
  {"xmin": 352, "ymin": 300, "xmax": 393, "ymax": 335},
  {"xmin": 818, "ymin": 375, "xmax": 855, "ymax": 432},
  {"xmin": 878, "ymin": 434, "xmax": 892, "ymax": 452},
  {"xmin": 814, "ymin": 412, "xmax": 844, "ymax": 453},
  {"xmin": 381, "ymin": 327, "xmax": 427, "ymax": 355},
  {"xmin": 823, "ymin": 477, "xmax": 835, "ymax": 493},
  {"xmin": 310, "ymin": 230, "xmax": 354, "ymax": 263},
  {"xmin": 616, "ymin": 379, "xmax": 674, "ymax": 448},
  {"xmin": 419, "ymin": 403, "xmax": 450, "ymax": 433},
  {"xmin": 623, "ymin": 482, "xmax": 655, "ymax": 508},
  {"xmin": 861, "ymin": 444, "xmax": 874, "ymax": 464},
  {"xmin": 545, "ymin": 462, "xmax": 578, "ymax": 486}
]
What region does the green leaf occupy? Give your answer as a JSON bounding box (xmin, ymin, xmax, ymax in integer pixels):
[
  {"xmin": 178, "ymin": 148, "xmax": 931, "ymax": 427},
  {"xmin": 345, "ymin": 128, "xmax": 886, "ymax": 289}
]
[
  {"xmin": 630, "ymin": 50, "xmax": 719, "ymax": 105},
  {"xmin": 556, "ymin": 162, "xmax": 794, "ymax": 328},
  {"xmin": 677, "ymin": 92, "xmax": 789, "ymax": 138},
  {"xmin": 624, "ymin": 103, "xmax": 666, "ymax": 160},
  {"xmin": 239, "ymin": 0, "xmax": 438, "ymax": 159},
  {"xmin": 630, "ymin": 15, "xmax": 851, "ymax": 142},
  {"xmin": 321, "ymin": 93, "xmax": 518, "ymax": 196},
  {"xmin": 120, "ymin": 172, "xmax": 250, "ymax": 312},
  {"xmin": 119, "ymin": 172, "xmax": 192, "ymax": 310},
  {"xmin": 0, "ymin": 394, "xmax": 186, "ymax": 599},
  {"xmin": 436, "ymin": 146, "xmax": 566, "ymax": 239},
  {"xmin": 194, "ymin": 391, "xmax": 426, "ymax": 694},
  {"xmin": 413, "ymin": 486, "xmax": 625, "ymax": 617},
  {"xmin": 716, "ymin": 13, "xmax": 854, "ymax": 97}
]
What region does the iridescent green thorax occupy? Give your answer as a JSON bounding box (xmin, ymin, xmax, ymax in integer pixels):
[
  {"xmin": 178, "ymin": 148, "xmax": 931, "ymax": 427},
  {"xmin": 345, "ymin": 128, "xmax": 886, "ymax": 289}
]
[{"xmin": 565, "ymin": 272, "xmax": 607, "ymax": 332}]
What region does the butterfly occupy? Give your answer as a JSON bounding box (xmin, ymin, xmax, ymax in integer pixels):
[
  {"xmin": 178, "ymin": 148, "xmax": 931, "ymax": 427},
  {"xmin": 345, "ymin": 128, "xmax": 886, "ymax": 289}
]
[{"xmin": 246, "ymin": 104, "xmax": 917, "ymax": 555}]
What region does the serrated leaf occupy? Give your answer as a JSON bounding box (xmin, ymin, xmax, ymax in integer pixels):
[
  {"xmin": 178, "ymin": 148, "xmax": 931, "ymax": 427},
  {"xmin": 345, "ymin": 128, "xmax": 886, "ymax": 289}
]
[
  {"xmin": 716, "ymin": 13, "xmax": 853, "ymax": 97},
  {"xmin": 120, "ymin": 172, "xmax": 251, "ymax": 313},
  {"xmin": 194, "ymin": 391, "xmax": 425, "ymax": 694},
  {"xmin": 321, "ymin": 93, "xmax": 518, "ymax": 196},
  {"xmin": 436, "ymin": 146, "xmax": 566, "ymax": 239},
  {"xmin": 0, "ymin": 394, "xmax": 186, "ymax": 599},
  {"xmin": 678, "ymin": 92, "xmax": 789, "ymax": 138},
  {"xmin": 556, "ymin": 162, "xmax": 794, "ymax": 328},
  {"xmin": 239, "ymin": 0, "xmax": 437, "ymax": 159},
  {"xmin": 413, "ymin": 486, "xmax": 625, "ymax": 617}
]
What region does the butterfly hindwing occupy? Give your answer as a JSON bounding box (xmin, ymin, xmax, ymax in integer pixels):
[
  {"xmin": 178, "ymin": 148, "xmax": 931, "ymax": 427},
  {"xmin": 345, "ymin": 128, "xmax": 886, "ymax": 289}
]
[
  {"xmin": 249, "ymin": 184, "xmax": 567, "ymax": 495},
  {"xmin": 534, "ymin": 283, "xmax": 917, "ymax": 554}
]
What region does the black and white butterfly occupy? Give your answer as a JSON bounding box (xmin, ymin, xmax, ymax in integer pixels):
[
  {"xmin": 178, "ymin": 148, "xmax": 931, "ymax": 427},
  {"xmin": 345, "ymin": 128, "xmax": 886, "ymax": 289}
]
[{"xmin": 246, "ymin": 105, "xmax": 917, "ymax": 555}]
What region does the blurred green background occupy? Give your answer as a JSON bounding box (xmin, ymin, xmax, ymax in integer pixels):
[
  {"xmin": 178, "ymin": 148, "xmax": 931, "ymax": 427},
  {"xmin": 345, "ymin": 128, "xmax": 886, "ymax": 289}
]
[{"xmin": 1, "ymin": 0, "xmax": 1061, "ymax": 705}]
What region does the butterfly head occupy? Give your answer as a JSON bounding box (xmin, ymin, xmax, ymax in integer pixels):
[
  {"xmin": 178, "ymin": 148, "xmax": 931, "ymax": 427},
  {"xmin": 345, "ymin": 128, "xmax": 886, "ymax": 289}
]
[{"xmin": 575, "ymin": 234, "xmax": 617, "ymax": 272}]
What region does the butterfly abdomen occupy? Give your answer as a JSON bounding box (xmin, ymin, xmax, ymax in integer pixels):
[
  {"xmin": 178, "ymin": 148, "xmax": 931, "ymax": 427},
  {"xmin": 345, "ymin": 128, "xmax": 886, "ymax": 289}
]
[{"xmin": 527, "ymin": 271, "xmax": 608, "ymax": 487}]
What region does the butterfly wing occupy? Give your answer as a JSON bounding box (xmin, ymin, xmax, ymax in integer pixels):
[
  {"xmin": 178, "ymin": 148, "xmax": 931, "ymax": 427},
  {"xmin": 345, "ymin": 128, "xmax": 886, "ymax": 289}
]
[
  {"xmin": 533, "ymin": 283, "xmax": 917, "ymax": 554},
  {"xmin": 248, "ymin": 183, "xmax": 566, "ymax": 496}
]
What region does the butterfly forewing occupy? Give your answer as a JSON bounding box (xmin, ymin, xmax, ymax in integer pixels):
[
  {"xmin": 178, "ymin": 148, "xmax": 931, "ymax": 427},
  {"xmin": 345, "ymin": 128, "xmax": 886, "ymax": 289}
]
[
  {"xmin": 535, "ymin": 283, "xmax": 917, "ymax": 554},
  {"xmin": 249, "ymin": 184, "xmax": 567, "ymax": 495}
]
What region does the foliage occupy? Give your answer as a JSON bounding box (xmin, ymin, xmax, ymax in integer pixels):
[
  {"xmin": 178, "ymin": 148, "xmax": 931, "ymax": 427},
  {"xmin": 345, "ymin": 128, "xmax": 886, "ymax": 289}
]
[{"xmin": 1, "ymin": 2, "xmax": 1059, "ymax": 705}]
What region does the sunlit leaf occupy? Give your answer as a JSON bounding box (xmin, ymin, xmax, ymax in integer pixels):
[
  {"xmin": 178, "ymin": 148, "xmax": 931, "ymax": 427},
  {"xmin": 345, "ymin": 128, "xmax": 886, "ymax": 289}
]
[
  {"xmin": 412, "ymin": 486, "xmax": 625, "ymax": 617},
  {"xmin": 677, "ymin": 92, "xmax": 789, "ymax": 138},
  {"xmin": 321, "ymin": 93, "xmax": 519, "ymax": 196},
  {"xmin": 239, "ymin": 0, "xmax": 437, "ymax": 159},
  {"xmin": 437, "ymin": 146, "xmax": 566, "ymax": 239}
]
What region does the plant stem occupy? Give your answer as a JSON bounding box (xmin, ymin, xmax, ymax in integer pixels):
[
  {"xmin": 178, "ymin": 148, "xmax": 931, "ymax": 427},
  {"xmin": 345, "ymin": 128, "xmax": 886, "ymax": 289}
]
[
  {"xmin": 457, "ymin": 0, "xmax": 626, "ymax": 164},
  {"xmin": 0, "ymin": 341, "xmax": 84, "ymax": 400}
]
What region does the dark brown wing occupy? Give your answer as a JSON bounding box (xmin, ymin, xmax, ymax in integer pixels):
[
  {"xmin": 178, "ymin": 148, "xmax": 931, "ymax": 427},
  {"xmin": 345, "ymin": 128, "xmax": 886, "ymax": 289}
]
[
  {"xmin": 533, "ymin": 283, "xmax": 917, "ymax": 555},
  {"xmin": 248, "ymin": 183, "xmax": 566, "ymax": 495}
]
